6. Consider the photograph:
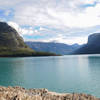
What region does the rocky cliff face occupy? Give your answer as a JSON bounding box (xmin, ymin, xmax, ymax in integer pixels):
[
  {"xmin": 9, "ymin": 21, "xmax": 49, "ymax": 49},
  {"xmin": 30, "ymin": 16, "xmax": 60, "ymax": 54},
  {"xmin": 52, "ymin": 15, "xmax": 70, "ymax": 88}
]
[
  {"xmin": 0, "ymin": 22, "xmax": 27, "ymax": 48},
  {"xmin": 0, "ymin": 86, "xmax": 99, "ymax": 100},
  {"xmin": 74, "ymin": 33, "xmax": 100, "ymax": 54},
  {"xmin": 0, "ymin": 22, "xmax": 58, "ymax": 56},
  {"xmin": 0, "ymin": 22, "xmax": 34, "ymax": 56}
]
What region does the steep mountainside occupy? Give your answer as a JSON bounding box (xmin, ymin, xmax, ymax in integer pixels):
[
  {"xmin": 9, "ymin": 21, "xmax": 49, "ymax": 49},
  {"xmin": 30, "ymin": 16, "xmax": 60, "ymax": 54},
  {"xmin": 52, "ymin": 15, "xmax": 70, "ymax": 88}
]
[
  {"xmin": 0, "ymin": 22, "xmax": 57, "ymax": 56},
  {"xmin": 26, "ymin": 42, "xmax": 81, "ymax": 55},
  {"xmin": 74, "ymin": 33, "xmax": 100, "ymax": 54},
  {"xmin": 0, "ymin": 22, "xmax": 28, "ymax": 48}
]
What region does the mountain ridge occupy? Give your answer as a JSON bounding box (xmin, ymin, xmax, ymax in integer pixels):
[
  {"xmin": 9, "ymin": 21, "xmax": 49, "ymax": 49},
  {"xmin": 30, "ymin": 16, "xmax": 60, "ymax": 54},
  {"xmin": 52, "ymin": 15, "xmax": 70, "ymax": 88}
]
[
  {"xmin": 26, "ymin": 41, "xmax": 81, "ymax": 55},
  {"xmin": 0, "ymin": 22, "xmax": 57, "ymax": 57},
  {"xmin": 74, "ymin": 33, "xmax": 100, "ymax": 54}
]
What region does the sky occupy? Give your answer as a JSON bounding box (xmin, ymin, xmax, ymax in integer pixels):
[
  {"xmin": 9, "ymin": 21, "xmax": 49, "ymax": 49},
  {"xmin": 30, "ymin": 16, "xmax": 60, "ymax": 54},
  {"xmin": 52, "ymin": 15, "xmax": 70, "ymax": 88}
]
[{"xmin": 0, "ymin": 0, "xmax": 100, "ymax": 44}]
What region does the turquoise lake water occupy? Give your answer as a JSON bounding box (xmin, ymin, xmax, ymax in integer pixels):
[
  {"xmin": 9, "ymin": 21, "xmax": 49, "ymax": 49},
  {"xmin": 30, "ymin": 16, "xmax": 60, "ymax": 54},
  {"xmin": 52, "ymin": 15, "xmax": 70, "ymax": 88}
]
[{"xmin": 0, "ymin": 55, "xmax": 100, "ymax": 97}]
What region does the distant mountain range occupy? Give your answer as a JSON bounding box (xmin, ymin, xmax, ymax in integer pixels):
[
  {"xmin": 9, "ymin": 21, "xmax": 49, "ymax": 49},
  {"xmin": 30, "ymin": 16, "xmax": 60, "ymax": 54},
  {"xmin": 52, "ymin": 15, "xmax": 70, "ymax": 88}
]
[
  {"xmin": 74, "ymin": 33, "xmax": 100, "ymax": 54},
  {"xmin": 26, "ymin": 33, "xmax": 100, "ymax": 55},
  {"xmin": 1, "ymin": 21, "xmax": 100, "ymax": 56},
  {"xmin": 26, "ymin": 42, "xmax": 81, "ymax": 55}
]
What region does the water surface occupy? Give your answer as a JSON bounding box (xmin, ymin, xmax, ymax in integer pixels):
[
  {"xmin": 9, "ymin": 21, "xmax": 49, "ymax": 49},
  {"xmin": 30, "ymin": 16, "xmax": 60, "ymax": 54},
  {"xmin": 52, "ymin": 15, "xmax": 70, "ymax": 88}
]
[{"xmin": 0, "ymin": 55, "xmax": 100, "ymax": 97}]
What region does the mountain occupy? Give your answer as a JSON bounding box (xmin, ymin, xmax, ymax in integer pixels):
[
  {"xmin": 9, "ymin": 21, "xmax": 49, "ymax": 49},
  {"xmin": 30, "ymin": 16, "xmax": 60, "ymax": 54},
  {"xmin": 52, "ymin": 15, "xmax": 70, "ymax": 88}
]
[
  {"xmin": 74, "ymin": 33, "xmax": 100, "ymax": 54},
  {"xmin": 26, "ymin": 42, "xmax": 81, "ymax": 55},
  {"xmin": 0, "ymin": 22, "xmax": 57, "ymax": 57},
  {"xmin": 0, "ymin": 22, "xmax": 29, "ymax": 48}
]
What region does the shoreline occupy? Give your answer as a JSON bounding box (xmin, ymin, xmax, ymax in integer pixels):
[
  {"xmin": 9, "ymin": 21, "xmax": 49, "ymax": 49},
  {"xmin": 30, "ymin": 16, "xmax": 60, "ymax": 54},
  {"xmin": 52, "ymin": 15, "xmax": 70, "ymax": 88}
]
[{"xmin": 0, "ymin": 86, "xmax": 99, "ymax": 100}]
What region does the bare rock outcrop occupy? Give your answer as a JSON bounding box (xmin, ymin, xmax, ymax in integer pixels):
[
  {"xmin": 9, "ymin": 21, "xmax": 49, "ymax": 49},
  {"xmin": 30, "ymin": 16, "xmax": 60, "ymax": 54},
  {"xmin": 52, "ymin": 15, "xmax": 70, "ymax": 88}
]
[
  {"xmin": 0, "ymin": 86, "xmax": 99, "ymax": 100},
  {"xmin": 74, "ymin": 33, "xmax": 100, "ymax": 54}
]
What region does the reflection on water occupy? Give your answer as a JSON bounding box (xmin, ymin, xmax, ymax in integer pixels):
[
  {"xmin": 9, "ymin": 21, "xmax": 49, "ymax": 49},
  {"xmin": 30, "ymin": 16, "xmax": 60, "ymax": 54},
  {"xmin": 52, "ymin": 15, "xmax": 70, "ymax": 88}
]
[{"xmin": 0, "ymin": 55, "xmax": 100, "ymax": 97}]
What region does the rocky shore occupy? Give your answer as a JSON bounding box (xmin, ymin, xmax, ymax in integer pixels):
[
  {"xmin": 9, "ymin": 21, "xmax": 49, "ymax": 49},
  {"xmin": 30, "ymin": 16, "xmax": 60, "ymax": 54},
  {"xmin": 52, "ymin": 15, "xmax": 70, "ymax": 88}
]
[{"xmin": 0, "ymin": 86, "xmax": 99, "ymax": 100}]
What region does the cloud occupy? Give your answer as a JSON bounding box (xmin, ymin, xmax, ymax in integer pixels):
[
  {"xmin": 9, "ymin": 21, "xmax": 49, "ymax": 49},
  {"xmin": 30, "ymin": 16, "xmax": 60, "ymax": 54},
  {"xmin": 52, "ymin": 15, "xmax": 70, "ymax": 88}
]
[
  {"xmin": 1, "ymin": 0, "xmax": 100, "ymax": 44},
  {"xmin": 13, "ymin": 2, "xmax": 100, "ymax": 28},
  {"xmin": 1, "ymin": 0, "xmax": 100, "ymax": 28},
  {"xmin": 24, "ymin": 34, "xmax": 88, "ymax": 45},
  {"xmin": 8, "ymin": 21, "xmax": 35, "ymax": 36},
  {"xmin": 7, "ymin": 20, "xmax": 100, "ymax": 45}
]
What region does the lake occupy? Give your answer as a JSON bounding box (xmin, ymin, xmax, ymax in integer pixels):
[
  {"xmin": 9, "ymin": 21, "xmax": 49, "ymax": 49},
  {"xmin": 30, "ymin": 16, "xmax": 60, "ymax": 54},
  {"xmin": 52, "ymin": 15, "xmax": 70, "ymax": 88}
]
[{"xmin": 0, "ymin": 55, "xmax": 100, "ymax": 97}]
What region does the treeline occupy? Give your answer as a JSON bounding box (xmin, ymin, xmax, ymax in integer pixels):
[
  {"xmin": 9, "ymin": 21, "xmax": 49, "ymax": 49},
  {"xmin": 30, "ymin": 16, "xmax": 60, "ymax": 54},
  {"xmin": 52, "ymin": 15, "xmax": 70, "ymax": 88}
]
[{"xmin": 0, "ymin": 47, "xmax": 59, "ymax": 57}]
